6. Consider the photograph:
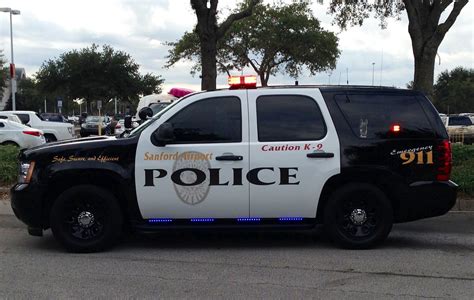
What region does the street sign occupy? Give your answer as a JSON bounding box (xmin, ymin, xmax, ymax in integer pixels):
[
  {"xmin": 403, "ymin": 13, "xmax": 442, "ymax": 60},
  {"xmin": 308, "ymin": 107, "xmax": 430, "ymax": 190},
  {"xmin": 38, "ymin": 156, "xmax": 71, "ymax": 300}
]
[
  {"xmin": 57, "ymin": 100, "xmax": 62, "ymax": 108},
  {"xmin": 97, "ymin": 100, "xmax": 102, "ymax": 110}
]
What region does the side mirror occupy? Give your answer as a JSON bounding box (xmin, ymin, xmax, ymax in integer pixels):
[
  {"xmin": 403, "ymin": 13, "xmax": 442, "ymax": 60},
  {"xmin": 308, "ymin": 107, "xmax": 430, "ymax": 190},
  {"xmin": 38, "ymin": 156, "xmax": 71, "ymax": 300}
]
[
  {"xmin": 151, "ymin": 122, "xmax": 175, "ymax": 147},
  {"xmin": 138, "ymin": 107, "xmax": 153, "ymax": 121},
  {"xmin": 124, "ymin": 116, "xmax": 132, "ymax": 129}
]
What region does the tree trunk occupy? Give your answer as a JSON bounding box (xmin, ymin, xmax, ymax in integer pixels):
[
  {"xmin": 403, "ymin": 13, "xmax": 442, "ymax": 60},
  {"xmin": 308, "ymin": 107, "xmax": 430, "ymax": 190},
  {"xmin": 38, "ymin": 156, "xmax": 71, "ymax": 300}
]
[
  {"xmin": 259, "ymin": 72, "xmax": 268, "ymax": 87},
  {"xmin": 413, "ymin": 47, "xmax": 437, "ymax": 98},
  {"xmin": 200, "ymin": 39, "xmax": 217, "ymax": 91}
]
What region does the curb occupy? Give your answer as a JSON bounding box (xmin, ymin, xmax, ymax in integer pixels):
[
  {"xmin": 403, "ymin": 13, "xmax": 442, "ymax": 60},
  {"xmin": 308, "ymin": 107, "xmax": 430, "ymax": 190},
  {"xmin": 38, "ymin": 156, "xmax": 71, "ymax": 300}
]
[{"xmin": 453, "ymin": 198, "xmax": 474, "ymax": 211}]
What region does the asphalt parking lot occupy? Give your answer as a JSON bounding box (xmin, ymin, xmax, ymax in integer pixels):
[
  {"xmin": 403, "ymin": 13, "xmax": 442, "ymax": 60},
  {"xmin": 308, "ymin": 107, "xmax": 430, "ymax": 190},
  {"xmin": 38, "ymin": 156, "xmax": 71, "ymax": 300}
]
[{"xmin": 0, "ymin": 199, "xmax": 473, "ymax": 299}]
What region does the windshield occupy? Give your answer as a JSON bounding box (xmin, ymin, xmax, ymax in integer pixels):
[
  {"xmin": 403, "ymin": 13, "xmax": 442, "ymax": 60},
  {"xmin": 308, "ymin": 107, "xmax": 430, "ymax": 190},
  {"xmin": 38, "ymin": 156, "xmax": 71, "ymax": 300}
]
[
  {"xmin": 449, "ymin": 116, "xmax": 472, "ymax": 126},
  {"xmin": 128, "ymin": 98, "xmax": 182, "ymax": 138},
  {"xmin": 150, "ymin": 102, "xmax": 171, "ymax": 115}
]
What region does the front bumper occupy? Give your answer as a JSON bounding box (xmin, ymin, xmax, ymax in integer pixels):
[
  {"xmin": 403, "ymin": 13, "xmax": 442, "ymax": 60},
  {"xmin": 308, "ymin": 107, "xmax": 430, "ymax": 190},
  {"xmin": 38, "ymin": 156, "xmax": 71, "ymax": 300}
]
[
  {"xmin": 395, "ymin": 180, "xmax": 458, "ymax": 222},
  {"xmin": 10, "ymin": 183, "xmax": 45, "ymax": 236}
]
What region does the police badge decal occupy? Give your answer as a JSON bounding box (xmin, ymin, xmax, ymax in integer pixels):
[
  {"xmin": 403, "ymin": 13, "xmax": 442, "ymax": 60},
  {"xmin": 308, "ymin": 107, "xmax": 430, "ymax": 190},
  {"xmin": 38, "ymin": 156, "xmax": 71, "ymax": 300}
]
[{"xmin": 172, "ymin": 151, "xmax": 211, "ymax": 205}]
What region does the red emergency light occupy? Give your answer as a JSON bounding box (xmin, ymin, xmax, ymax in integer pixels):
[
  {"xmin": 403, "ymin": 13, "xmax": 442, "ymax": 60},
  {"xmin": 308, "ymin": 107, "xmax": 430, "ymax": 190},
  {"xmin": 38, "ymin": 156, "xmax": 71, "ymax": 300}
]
[
  {"xmin": 390, "ymin": 124, "xmax": 401, "ymax": 133},
  {"xmin": 228, "ymin": 75, "xmax": 257, "ymax": 89}
]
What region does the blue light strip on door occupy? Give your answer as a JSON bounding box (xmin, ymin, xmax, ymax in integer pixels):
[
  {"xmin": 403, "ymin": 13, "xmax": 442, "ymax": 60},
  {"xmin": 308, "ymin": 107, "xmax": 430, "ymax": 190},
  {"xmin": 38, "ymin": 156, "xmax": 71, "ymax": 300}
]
[
  {"xmin": 237, "ymin": 218, "xmax": 261, "ymax": 222},
  {"xmin": 148, "ymin": 218, "xmax": 173, "ymax": 223},
  {"xmin": 190, "ymin": 218, "xmax": 215, "ymax": 222},
  {"xmin": 278, "ymin": 217, "xmax": 304, "ymax": 221}
]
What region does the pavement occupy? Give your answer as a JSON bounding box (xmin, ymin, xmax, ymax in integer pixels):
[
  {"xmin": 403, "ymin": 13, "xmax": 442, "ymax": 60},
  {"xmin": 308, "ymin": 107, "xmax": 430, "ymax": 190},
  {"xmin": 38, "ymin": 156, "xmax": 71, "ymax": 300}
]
[{"xmin": 0, "ymin": 194, "xmax": 473, "ymax": 299}]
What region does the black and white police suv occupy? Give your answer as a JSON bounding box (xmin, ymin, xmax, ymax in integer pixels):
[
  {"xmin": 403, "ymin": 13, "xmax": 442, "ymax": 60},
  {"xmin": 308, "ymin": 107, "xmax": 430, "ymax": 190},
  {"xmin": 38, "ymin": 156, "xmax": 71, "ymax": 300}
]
[{"xmin": 11, "ymin": 76, "xmax": 457, "ymax": 252}]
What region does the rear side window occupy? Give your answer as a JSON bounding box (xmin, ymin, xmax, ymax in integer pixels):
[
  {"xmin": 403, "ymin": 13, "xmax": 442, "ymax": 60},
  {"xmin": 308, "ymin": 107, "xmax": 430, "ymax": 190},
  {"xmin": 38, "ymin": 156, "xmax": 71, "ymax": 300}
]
[
  {"xmin": 257, "ymin": 95, "xmax": 326, "ymax": 142},
  {"xmin": 167, "ymin": 96, "xmax": 242, "ymax": 144},
  {"xmin": 15, "ymin": 114, "xmax": 30, "ymax": 124},
  {"xmin": 336, "ymin": 94, "xmax": 434, "ymax": 139},
  {"xmin": 448, "ymin": 116, "xmax": 472, "ymax": 126}
]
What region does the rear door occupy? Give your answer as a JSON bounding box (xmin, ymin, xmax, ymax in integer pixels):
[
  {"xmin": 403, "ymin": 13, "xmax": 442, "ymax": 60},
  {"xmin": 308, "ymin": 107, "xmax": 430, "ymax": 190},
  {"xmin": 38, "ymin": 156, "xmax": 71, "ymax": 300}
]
[{"xmin": 247, "ymin": 89, "xmax": 340, "ymax": 218}]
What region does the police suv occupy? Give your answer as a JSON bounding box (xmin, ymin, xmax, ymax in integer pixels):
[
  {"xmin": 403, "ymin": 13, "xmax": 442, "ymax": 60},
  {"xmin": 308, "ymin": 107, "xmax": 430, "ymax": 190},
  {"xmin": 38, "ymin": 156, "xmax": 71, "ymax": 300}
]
[{"xmin": 11, "ymin": 76, "xmax": 457, "ymax": 252}]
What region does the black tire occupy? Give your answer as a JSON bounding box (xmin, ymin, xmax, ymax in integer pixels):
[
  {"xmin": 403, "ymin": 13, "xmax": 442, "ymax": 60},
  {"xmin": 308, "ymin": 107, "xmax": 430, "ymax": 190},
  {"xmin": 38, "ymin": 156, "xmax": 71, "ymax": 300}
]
[
  {"xmin": 44, "ymin": 134, "xmax": 57, "ymax": 143},
  {"xmin": 324, "ymin": 183, "xmax": 393, "ymax": 249},
  {"xmin": 1, "ymin": 141, "xmax": 19, "ymax": 147},
  {"xmin": 50, "ymin": 185, "xmax": 123, "ymax": 252}
]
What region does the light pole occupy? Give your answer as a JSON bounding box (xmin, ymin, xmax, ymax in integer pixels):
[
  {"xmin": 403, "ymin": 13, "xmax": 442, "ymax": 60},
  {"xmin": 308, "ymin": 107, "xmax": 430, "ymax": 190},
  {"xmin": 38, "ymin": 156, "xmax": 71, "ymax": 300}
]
[
  {"xmin": 371, "ymin": 62, "xmax": 375, "ymax": 86},
  {"xmin": 0, "ymin": 7, "xmax": 21, "ymax": 111}
]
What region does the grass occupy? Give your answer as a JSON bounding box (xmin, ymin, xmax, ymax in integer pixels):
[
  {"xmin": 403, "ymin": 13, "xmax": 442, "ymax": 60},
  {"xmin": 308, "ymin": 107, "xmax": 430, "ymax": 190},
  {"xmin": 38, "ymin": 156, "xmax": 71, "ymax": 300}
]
[
  {"xmin": 0, "ymin": 145, "xmax": 19, "ymax": 186},
  {"xmin": 451, "ymin": 144, "xmax": 474, "ymax": 197},
  {"xmin": 0, "ymin": 143, "xmax": 473, "ymax": 196}
]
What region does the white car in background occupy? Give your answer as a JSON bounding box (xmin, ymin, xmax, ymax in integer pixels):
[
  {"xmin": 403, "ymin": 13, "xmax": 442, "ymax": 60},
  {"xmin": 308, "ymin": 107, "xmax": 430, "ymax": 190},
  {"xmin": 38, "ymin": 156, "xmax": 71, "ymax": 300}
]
[
  {"xmin": 0, "ymin": 114, "xmax": 22, "ymax": 124},
  {"xmin": 0, "ymin": 111, "xmax": 74, "ymax": 142},
  {"xmin": 0, "ymin": 119, "xmax": 46, "ymax": 149}
]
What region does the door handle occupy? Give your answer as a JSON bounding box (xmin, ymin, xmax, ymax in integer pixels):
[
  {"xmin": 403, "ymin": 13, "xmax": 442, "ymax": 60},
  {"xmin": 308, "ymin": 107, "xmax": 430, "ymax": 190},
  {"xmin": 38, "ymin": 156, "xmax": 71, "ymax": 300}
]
[
  {"xmin": 307, "ymin": 152, "xmax": 334, "ymax": 158},
  {"xmin": 216, "ymin": 155, "xmax": 243, "ymax": 161}
]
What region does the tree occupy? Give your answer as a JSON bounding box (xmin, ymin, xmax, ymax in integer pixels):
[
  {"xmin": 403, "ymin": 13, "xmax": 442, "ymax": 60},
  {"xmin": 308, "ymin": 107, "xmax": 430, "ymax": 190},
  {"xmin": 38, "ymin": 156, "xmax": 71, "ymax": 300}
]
[
  {"xmin": 433, "ymin": 67, "xmax": 473, "ymax": 113},
  {"xmin": 189, "ymin": 0, "xmax": 260, "ymax": 91},
  {"xmin": 167, "ymin": 2, "xmax": 340, "ymax": 86},
  {"xmin": 328, "ymin": 0, "xmax": 469, "ymax": 97},
  {"xmin": 0, "ymin": 50, "xmax": 8, "ymax": 101},
  {"xmin": 3, "ymin": 77, "xmax": 45, "ymax": 112},
  {"xmin": 36, "ymin": 44, "xmax": 164, "ymax": 113}
]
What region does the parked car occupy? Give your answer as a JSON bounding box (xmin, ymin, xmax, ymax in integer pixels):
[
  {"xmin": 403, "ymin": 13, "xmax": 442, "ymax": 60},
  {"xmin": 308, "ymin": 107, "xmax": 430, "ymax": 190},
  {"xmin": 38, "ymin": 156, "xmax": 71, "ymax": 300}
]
[
  {"xmin": 459, "ymin": 113, "xmax": 474, "ymax": 123},
  {"xmin": 0, "ymin": 119, "xmax": 45, "ymax": 149},
  {"xmin": 0, "ymin": 111, "xmax": 74, "ymax": 142},
  {"xmin": 80, "ymin": 116, "xmax": 110, "ymax": 137},
  {"xmin": 115, "ymin": 118, "xmax": 139, "ymax": 136},
  {"xmin": 40, "ymin": 113, "xmax": 68, "ymax": 123},
  {"xmin": 0, "ymin": 114, "xmax": 22, "ymax": 124},
  {"xmin": 446, "ymin": 115, "xmax": 474, "ymax": 144}
]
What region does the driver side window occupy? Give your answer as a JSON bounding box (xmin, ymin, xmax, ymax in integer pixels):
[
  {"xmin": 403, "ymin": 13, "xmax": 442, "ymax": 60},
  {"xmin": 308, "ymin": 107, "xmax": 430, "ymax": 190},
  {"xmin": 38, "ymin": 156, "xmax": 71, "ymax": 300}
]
[{"xmin": 166, "ymin": 97, "xmax": 242, "ymax": 144}]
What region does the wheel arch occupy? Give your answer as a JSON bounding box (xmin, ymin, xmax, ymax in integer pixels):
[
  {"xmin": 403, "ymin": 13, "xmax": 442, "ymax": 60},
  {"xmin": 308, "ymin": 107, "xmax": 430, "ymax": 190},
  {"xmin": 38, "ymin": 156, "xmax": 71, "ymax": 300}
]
[
  {"xmin": 316, "ymin": 168, "xmax": 403, "ymax": 223},
  {"xmin": 41, "ymin": 167, "xmax": 139, "ymax": 229}
]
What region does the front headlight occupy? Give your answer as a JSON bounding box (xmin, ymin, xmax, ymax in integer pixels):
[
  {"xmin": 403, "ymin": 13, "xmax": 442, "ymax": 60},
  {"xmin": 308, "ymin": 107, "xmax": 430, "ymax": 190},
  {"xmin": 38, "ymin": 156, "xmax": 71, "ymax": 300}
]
[
  {"xmin": 81, "ymin": 123, "xmax": 86, "ymax": 128},
  {"xmin": 18, "ymin": 161, "xmax": 35, "ymax": 184}
]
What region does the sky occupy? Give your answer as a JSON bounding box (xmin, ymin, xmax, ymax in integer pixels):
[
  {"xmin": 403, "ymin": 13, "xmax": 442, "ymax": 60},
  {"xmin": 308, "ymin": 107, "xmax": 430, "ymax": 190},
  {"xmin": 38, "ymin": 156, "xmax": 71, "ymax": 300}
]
[{"xmin": 0, "ymin": 0, "xmax": 472, "ymax": 93}]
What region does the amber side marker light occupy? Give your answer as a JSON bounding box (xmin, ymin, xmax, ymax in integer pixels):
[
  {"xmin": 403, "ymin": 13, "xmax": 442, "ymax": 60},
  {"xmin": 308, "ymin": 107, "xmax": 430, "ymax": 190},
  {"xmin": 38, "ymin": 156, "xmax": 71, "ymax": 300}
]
[{"xmin": 228, "ymin": 75, "xmax": 257, "ymax": 89}]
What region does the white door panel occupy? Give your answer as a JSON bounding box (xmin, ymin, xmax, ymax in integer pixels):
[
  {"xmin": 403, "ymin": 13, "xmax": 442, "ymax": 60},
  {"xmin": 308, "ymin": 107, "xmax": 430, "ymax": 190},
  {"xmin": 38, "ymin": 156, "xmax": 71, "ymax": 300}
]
[
  {"xmin": 248, "ymin": 89, "xmax": 340, "ymax": 218},
  {"xmin": 135, "ymin": 90, "xmax": 250, "ymax": 219}
]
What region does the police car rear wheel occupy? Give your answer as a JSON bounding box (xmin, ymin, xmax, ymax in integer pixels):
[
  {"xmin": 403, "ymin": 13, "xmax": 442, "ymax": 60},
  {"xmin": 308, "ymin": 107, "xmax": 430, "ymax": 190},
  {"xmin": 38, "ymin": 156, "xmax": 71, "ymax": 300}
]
[
  {"xmin": 324, "ymin": 183, "xmax": 393, "ymax": 249},
  {"xmin": 50, "ymin": 185, "xmax": 123, "ymax": 252}
]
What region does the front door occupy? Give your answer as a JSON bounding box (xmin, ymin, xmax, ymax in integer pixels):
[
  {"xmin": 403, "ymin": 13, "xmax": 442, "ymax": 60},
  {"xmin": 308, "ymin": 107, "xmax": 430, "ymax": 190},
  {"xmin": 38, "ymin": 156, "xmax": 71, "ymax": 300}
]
[
  {"xmin": 247, "ymin": 89, "xmax": 340, "ymax": 218},
  {"xmin": 135, "ymin": 91, "xmax": 250, "ymax": 219}
]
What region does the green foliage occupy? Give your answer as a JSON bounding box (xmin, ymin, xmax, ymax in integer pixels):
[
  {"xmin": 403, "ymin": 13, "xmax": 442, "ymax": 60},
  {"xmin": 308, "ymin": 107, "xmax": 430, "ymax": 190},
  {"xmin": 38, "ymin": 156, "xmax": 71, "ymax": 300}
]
[
  {"xmin": 35, "ymin": 44, "xmax": 164, "ymax": 112},
  {"xmin": 433, "ymin": 67, "xmax": 474, "ymax": 114},
  {"xmin": 451, "ymin": 144, "xmax": 474, "ymax": 196},
  {"xmin": 0, "ymin": 145, "xmax": 19, "ymax": 185},
  {"xmin": 167, "ymin": 2, "xmax": 339, "ymax": 86},
  {"xmin": 328, "ymin": 0, "xmax": 404, "ymax": 29}
]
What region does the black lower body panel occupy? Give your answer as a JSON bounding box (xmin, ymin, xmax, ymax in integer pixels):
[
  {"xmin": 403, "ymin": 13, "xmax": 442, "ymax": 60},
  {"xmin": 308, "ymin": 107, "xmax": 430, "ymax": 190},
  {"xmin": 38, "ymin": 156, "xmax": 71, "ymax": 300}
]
[{"xmin": 395, "ymin": 180, "xmax": 457, "ymax": 222}]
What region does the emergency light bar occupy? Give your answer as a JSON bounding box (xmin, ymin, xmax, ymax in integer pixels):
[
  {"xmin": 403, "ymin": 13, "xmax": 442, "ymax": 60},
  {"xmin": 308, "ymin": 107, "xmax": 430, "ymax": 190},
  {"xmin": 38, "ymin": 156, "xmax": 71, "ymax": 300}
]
[{"xmin": 228, "ymin": 75, "xmax": 257, "ymax": 89}]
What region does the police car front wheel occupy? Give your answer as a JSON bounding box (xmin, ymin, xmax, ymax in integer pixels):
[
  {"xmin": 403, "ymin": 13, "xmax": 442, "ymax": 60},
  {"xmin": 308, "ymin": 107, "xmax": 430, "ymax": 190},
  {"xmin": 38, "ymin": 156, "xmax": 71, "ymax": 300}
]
[
  {"xmin": 50, "ymin": 185, "xmax": 123, "ymax": 253},
  {"xmin": 324, "ymin": 183, "xmax": 393, "ymax": 249}
]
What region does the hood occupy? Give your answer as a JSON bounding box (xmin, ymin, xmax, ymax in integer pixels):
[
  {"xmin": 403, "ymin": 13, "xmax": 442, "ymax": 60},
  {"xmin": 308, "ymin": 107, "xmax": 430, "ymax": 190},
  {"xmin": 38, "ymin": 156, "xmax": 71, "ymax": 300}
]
[{"xmin": 21, "ymin": 136, "xmax": 116, "ymax": 161}]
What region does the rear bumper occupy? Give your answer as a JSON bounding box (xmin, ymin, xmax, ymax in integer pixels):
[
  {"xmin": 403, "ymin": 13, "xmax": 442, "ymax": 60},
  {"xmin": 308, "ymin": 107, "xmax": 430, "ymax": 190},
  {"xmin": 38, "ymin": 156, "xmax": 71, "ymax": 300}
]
[
  {"xmin": 395, "ymin": 180, "xmax": 457, "ymax": 222},
  {"xmin": 10, "ymin": 184, "xmax": 45, "ymax": 235}
]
